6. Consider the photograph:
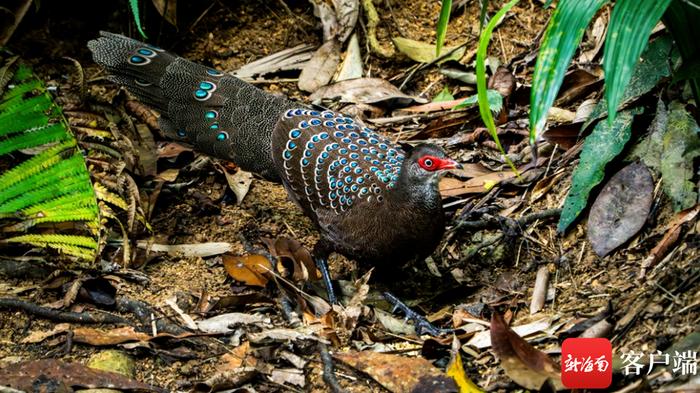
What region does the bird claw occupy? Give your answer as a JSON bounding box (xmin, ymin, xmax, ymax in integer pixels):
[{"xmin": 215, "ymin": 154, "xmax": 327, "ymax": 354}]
[
  {"xmin": 315, "ymin": 256, "xmax": 338, "ymax": 305},
  {"xmin": 383, "ymin": 292, "xmax": 452, "ymax": 336}
]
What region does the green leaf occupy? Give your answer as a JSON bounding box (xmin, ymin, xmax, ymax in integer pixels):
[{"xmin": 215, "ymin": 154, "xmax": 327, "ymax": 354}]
[
  {"xmin": 432, "ymin": 87, "xmax": 455, "ymax": 102},
  {"xmin": 0, "ymin": 61, "xmax": 99, "ymax": 262},
  {"xmin": 557, "ymin": 108, "xmax": 641, "ymax": 233},
  {"xmin": 129, "ymin": 0, "xmax": 147, "ymax": 39},
  {"xmin": 453, "ymin": 89, "xmax": 503, "ymax": 113},
  {"xmin": 660, "ymin": 105, "xmax": 699, "ymax": 212},
  {"xmin": 476, "ymin": 0, "xmax": 518, "ymax": 172},
  {"xmin": 664, "ymin": 0, "xmax": 700, "ymax": 107},
  {"xmin": 604, "ymin": 0, "xmax": 672, "ymax": 124},
  {"xmin": 479, "ymin": 0, "xmax": 489, "ymax": 31},
  {"xmin": 529, "ymin": 0, "xmax": 609, "ymax": 144},
  {"xmin": 584, "ymin": 35, "xmax": 673, "ymax": 129},
  {"xmin": 634, "ymin": 101, "xmax": 700, "ymax": 211},
  {"xmin": 436, "ymin": 0, "xmax": 452, "ymax": 57}
]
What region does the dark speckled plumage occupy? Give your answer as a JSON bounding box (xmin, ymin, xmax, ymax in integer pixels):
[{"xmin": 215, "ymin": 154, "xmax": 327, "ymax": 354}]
[
  {"xmin": 88, "ymin": 32, "xmax": 459, "ymax": 281},
  {"xmin": 88, "ymin": 32, "xmax": 296, "ymax": 181}
]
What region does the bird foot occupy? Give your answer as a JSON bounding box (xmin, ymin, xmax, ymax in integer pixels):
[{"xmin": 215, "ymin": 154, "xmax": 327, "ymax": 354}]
[
  {"xmin": 383, "ymin": 292, "xmax": 452, "ymax": 336},
  {"xmin": 315, "ymin": 256, "xmax": 337, "ymax": 305}
]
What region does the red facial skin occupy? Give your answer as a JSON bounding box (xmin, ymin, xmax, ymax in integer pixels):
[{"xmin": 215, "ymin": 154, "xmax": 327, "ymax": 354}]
[{"xmin": 417, "ymin": 155, "xmax": 462, "ymax": 171}]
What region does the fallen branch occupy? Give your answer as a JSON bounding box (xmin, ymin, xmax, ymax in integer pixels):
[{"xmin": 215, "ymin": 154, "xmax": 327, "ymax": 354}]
[
  {"xmin": 319, "ymin": 342, "xmax": 345, "ymax": 393},
  {"xmin": 453, "ymin": 208, "xmax": 561, "ymax": 234},
  {"xmin": 0, "ymin": 298, "xmax": 128, "ymax": 325}
]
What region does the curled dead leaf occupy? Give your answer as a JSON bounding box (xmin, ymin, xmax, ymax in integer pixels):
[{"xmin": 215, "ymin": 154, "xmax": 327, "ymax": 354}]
[
  {"xmin": 335, "ymin": 350, "xmax": 458, "ymax": 393},
  {"xmin": 490, "ymin": 313, "xmax": 564, "ymax": 391},
  {"xmin": 264, "ymin": 237, "xmax": 320, "ymax": 281},
  {"xmin": 223, "ymin": 254, "xmax": 272, "ymax": 287}
]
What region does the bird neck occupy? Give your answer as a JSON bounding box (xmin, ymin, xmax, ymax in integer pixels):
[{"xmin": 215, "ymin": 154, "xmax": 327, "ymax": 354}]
[{"xmin": 389, "ymin": 166, "xmax": 442, "ymax": 212}]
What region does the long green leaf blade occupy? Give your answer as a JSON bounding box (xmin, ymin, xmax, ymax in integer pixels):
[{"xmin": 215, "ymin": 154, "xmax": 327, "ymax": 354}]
[
  {"xmin": 436, "ymin": 0, "xmax": 452, "ymax": 57},
  {"xmin": 557, "ymin": 108, "xmax": 641, "ymax": 233},
  {"xmin": 529, "ymin": 0, "xmax": 609, "ymax": 144},
  {"xmin": 129, "ymin": 0, "xmax": 148, "ymax": 39},
  {"xmin": 476, "ymin": 0, "xmax": 519, "ymax": 171},
  {"xmin": 604, "ymin": 0, "xmax": 672, "ymax": 124}
]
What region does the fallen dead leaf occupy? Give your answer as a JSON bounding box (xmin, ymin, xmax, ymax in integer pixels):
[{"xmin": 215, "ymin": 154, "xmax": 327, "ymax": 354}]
[
  {"xmin": 440, "ymin": 170, "xmax": 517, "ymax": 197},
  {"xmin": 334, "ymin": 350, "xmax": 458, "ymax": 393},
  {"xmin": 218, "ymin": 342, "xmax": 257, "ymax": 371},
  {"xmin": 587, "ymin": 162, "xmax": 654, "ymax": 257},
  {"xmin": 299, "ymin": 40, "xmax": 341, "ymax": 92},
  {"xmin": 219, "ymin": 165, "xmax": 253, "ymax": 205},
  {"xmin": 247, "ymin": 327, "xmax": 328, "ymax": 345},
  {"xmin": 264, "ymin": 237, "xmax": 319, "ymax": 281},
  {"xmin": 137, "ymin": 241, "xmax": 233, "ymax": 257},
  {"xmin": 640, "ymin": 203, "xmax": 700, "ymax": 277},
  {"xmin": 196, "ymin": 313, "xmax": 267, "ymax": 334},
  {"xmin": 194, "ymin": 366, "xmax": 257, "ymax": 392},
  {"xmin": 309, "ymin": 77, "xmax": 426, "ymax": 106},
  {"xmin": 223, "ymin": 254, "xmax": 273, "ymax": 287},
  {"xmin": 490, "ymin": 313, "xmax": 564, "ymax": 391},
  {"xmin": 0, "ymin": 359, "xmax": 165, "ymax": 392},
  {"xmin": 269, "ymin": 368, "xmax": 305, "ymax": 388}
]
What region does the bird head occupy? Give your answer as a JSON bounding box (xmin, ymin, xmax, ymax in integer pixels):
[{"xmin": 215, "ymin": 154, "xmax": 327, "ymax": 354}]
[{"xmin": 400, "ymin": 143, "xmax": 462, "ymax": 186}]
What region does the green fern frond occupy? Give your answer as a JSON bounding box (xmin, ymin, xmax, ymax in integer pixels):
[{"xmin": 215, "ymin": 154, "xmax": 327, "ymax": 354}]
[
  {"xmin": 21, "ymin": 191, "xmax": 98, "ymax": 217},
  {"xmin": 0, "ymin": 153, "xmax": 90, "ymax": 208},
  {"xmin": 3, "ymin": 209, "xmax": 98, "ymax": 232},
  {"xmin": 3, "ymin": 233, "xmax": 97, "ymax": 249},
  {"xmin": 0, "ymin": 139, "xmax": 76, "ymax": 191},
  {"xmin": 0, "ymin": 62, "xmax": 100, "ymax": 262},
  {"xmin": 0, "ymin": 123, "xmax": 71, "ymax": 155}
]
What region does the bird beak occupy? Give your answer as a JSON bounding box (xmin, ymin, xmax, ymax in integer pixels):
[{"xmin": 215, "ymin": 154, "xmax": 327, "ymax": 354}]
[{"xmin": 440, "ymin": 159, "xmax": 463, "ymax": 170}]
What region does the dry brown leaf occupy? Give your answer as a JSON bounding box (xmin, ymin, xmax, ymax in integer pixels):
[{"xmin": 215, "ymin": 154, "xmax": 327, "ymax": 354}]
[
  {"xmin": 73, "ymin": 326, "xmax": 152, "ymax": 345},
  {"xmin": 398, "ymin": 98, "xmax": 471, "ymax": 113},
  {"xmin": 0, "ymin": 359, "xmax": 165, "ymax": 392},
  {"xmin": 221, "ymin": 167, "xmax": 253, "ymax": 205},
  {"xmin": 309, "ymin": 77, "xmax": 426, "ymax": 106},
  {"xmin": 640, "ymin": 203, "xmax": 700, "ymax": 276},
  {"xmin": 490, "ymin": 313, "xmax": 564, "ymax": 391},
  {"xmin": 587, "ymin": 162, "xmax": 654, "ymax": 257},
  {"xmin": 223, "ymin": 254, "xmax": 272, "ymax": 287},
  {"xmin": 134, "ymin": 123, "xmax": 157, "ymax": 177},
  {"xmin": 138, "ymin": 241, "xmax": 233, "ymax": 257},
  {"xmin": 157, "ymin": 142, "xmax": 192, "ymax": 158},
  {"xmin": 299, "ymin": 40, "xmax": 341, "ymax": 93},
  {"xmin": 151, "ymin": 0, "xmax": 176, "ymax": 26},
  {"xmin": 195, "ymin": 367, "xmax": 257, "ymax": 392},
  {"xmin": 21, "ymin": 323, "xmax": 71, "ymax": 343},
  {"xmin": 488, "ymin": 66, "xmax": 515, "ymax": 98},
  {"xmin": 269, "ymin": 368, "xmax": 305, "ymax": 388},
  {"xmin": 439, "ymin": 170, "xmax": 517, "ymax": 197},
  {"xmin": 156, "ymin": 168, "xmax": 180, "ymax": 182},
  {"xmin": 530, "ymin": 172, "xmax": 566, "ymax": 203},
  {"xmin": 264, "ymin": 237, "xmax": 319, "ymax": 281},
  {"xmin": 335, "ymin": 350, "xmax": 458, "ymax": 393},
  {"xmin": 196, "ymin": 313, "xmax": 267, "ymax": 334},
  {"xmin": 218, "ymin": 342, "xmax": 257, "ymax": 371}
]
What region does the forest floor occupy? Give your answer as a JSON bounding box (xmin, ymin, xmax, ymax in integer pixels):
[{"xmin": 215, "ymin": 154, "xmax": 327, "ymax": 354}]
[{"xmin": 0, "ymin": 0, "xmax": 698, "ymax": 392}]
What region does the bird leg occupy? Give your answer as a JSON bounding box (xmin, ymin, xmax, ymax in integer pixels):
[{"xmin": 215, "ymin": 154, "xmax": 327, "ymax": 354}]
[
  {"xmin": 313, "ymin": 242, "xmax": 337, "ymax": 304},
  {"xmin": 383, "ymin": 292, "xmax": 451, "ymax": 336}
]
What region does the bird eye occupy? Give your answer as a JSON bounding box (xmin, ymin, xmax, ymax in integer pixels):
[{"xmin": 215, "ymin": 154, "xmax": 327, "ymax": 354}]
[{"xmin": 424, "ymin": 159, "xmax": 433, "ymax": 167}]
